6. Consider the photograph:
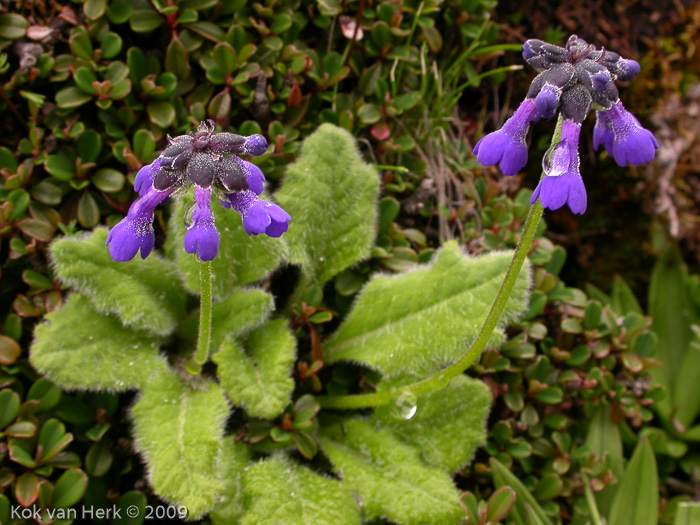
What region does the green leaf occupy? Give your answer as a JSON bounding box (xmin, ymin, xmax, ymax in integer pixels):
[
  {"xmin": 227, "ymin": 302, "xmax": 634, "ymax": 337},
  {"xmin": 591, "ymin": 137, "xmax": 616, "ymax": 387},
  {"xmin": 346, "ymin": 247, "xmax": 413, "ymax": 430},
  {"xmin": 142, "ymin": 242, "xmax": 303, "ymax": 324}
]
[
  {"xmin": 609, "ymin": 438, "xmax": 659, "ymax": 525},
  {"xmin": 188, "ymin": 21, "xmax": 226, "ymax": 42},
  {"xmin": 213, "ymin": 42, "xmax": 236, "ymax": 76},
  {"xmin": 133, "ymin": 129, "xmax": 156, "ymax": 161},
  {"xmin": 0, "ymin": 390, "xmax": 20, "ymax": 428},
  {"xmin": 372, "ymin": 375, "xmax": 491, "ymax": 473},
  {"xmin": 30, "ymin": 294, "xmax": 166, "ymax": 391},
  {"xmin": 165, "ymin": 37, "xmax": 190, "ymax": 79},
  {"xmin": 610, "ymin": 275, "xmax": 643, "ymax": 317},
  {"xmin": 490, "ymin": 458, "xmax": 552, "ymax": 525},
  {"xmin": 73, "ymin": 67, "xmax": 98, "ymax": 95},
  {"xmin": 78, "ymin": 192, "xmax": 100, "ymax": 228},
  {"xmin": 50, "ymin": 228, "xmax": 187, "ymax": 337},
  {"xmin": 45, "ymin": 154, "xmax": 75, "ymax": 181},
  {"xmin": 100, "ymin": 32, "xmax": 122, "ymax": 59},
  {"xmin": 325, "ymin": 242, "xmax": 531, "ymax": 377},
  {"xmin": 130, "ymin": 9, "xmax": 162, "ymax": 33},
  {"xmin": 55, "ymin": 86, "xmax": 93, "ymax": 109},
  {"xmin": 92, "ymin": 168, "xmax": 125, "ymax": 193},
  {"xmin": 84, "ymin": 0, "xmax": 107, "ymax": 20},
  {"xmin": 649, "ymin": 246, "xmax": 700, "ymax": 423},
  {"xmin": 131, "ymin": 373, "xmax": 229, "ymax": 518},
  {"xmin": 77, "ymin": 129, "xmax": 102, "ymax": 163},
  {"xmin": 585, "ymin": 406, "xmax": 624, "ymax": 516},
  {"xmin": 320, "ymin": 419, "xmax": 463, "ymax": 524},
  {"xmin": 275, "ymin": 123, "xmax": 379, "ymax": 285},
  {"xmin": 213, "ymin": 320, "xmax": 295, "ymax": 419},
  {"xmin": 675, "ymin": 503, "xmax": 700, "ymax": 525},
  {"xmin": 0, "ymin": 14, "xmax": 28, "ymax": 40},
  {"xmin": 208, "ymin": 438, "xmax": 249, "ymax": 525},
  {"xmin": 51, "ymin": 469, "xmax": 87, "ymax": 508},
  {"xmin": 241, "ymin": 455, "xmax": 361, "ymax": 525},
  {"xmin": 166, "ymin": 192, "xmax": 286, "ymax": 300},
  {"xmin": 147, "ymin": 101, "xmax": 175, "ymax": 128}
]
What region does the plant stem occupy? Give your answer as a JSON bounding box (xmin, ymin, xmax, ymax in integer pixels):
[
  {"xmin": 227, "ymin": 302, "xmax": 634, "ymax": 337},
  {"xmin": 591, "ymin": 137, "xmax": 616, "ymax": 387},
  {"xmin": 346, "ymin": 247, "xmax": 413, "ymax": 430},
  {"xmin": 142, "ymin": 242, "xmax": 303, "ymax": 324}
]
[
  {"xmin": 187, "ymin": 261, "xmax": 213, "ymax": 374},
  {"xmin": 317, "ymin": 114, "xmax": 564, "ymax": 409},
  {"xmin": 582, "ymin": 474, "xmax": 603, "ymax": 525},
  {"xmin": 317, "ymin": 200, "xmax": 542, "ymax": 409}
]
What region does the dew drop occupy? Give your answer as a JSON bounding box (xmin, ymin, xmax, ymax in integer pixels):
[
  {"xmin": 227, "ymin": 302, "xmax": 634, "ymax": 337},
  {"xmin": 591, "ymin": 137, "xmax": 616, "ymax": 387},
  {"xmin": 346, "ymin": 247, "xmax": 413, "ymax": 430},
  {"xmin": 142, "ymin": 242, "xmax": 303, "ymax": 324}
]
[{"xmin": 393, "ymin": 391, "xmax": 418, "ymax": 420}]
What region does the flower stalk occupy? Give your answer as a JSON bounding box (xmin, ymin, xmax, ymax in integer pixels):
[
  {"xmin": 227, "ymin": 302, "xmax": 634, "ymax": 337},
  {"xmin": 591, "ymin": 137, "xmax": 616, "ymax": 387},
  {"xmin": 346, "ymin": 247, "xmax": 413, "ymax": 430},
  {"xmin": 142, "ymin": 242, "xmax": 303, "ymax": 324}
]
[{"xmin": 187, "ymin": 261, "xmax": 213, "ymax": 375}]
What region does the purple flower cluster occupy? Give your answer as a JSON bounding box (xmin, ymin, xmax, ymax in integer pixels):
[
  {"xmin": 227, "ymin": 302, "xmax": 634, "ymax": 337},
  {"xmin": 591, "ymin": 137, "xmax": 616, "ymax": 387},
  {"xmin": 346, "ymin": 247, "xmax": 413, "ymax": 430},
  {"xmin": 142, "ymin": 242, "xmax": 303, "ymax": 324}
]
[
  {"xmin": 106, "ymin": 120, "xmax": 290, "ymax": 262},
  {"xmin": 474, "ymin": 35, "xmax": 658, "ymax": 214}
]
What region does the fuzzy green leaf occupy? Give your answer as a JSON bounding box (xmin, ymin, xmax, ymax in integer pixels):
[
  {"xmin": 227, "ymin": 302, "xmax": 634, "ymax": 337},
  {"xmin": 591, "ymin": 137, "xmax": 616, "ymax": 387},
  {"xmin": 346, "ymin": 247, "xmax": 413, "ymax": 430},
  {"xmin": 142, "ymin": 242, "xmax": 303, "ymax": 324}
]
[
  {"xmin": 490, "ymin": 458, "xmax": 552, "ymax": 525},
  {"xmin": 50, "ymin": 228, "xmax": 187, "ymax": 337},
  {"xmin": 166, "ymin": 193, "xmax": 286, "ymax": 300},
  {"xmin": 131, "ymin": 373, "xmax": 229, "ymax": 519},
  {"xmin": 209, "ymin": 438, "xmax": 250, "ymax": 525},
  {"xmin": 372, "ymin": 375, "xmax": 491, "ymax": 473},
  {"xmin": 178, "ymin": 287, "xmax": 274, "ymax": 353},
  {"xmin": 275, "ymin": 123, "xmax": 379, "ymax": 285},
  {"xmin": 213, "ymin": 320, "xmax": 295, "ymax": 419},
  {"xmin": 320, "ymin": 419, "xmax": 463, "ymax": 524},
  {"xmin": 240, "ymin": 455, "xmax": 360, "ymax": 525},
  {"xmin": 30, "ymin": 294, "xmax": 166, "ymax": 391},
  {"xmin": 609, "ymin": 438, "xmax": 658, "ymax": 525},
  {"xmin": 325, "ymin": 242, "xmax": 531, "ymax": 377}
]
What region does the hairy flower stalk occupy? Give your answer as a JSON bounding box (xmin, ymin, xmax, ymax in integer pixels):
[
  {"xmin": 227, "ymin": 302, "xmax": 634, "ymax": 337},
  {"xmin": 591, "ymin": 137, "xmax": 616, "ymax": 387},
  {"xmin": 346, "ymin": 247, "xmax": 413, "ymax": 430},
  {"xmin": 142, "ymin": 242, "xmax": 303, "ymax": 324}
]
[
  {"xmin": 106, "ymin": 120, "xmax": 290, "ymax": 262},
  {"xmin": 474, "ymin": 35, "xmax": 658, "ymax": 214}
]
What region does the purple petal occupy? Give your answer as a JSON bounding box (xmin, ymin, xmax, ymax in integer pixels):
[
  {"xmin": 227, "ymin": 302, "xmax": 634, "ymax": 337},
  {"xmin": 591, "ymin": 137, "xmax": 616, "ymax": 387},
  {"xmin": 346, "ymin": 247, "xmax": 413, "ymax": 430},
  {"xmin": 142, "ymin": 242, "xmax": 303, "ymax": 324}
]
[
  {"xmin": 233, "ymin": 157, "xmax": 266, "ymax": 195},
  {"xmin": 106, "ymin": 186, "xmax": 172, "ymax": 262},
  {"xmin": 474, "ymin": 99, "xmax": 537, "ymax": 176},
  {"xmin": 617, "ymin": 58, "xmax": 640, "ymax": 81},
  {"xmin": 225, "ymin": 190, "xmax": 291, "ymax": 238},
  {"xmin": 603, "ymin": 101, "xmax": 658, "ymax": 167},
  {"xmin": 183, "ymin": 187, "xmax": 219, "ymax": 261},
  {"xmin": 534, "ymin": 84, "xmax": 561, "ymax": 121},
  {"xmin": 242, "ymin": 134, "xmax": 268, "ymax": 156},
  {"xmin": 134, "ymin": 158, "xmax": 163, "ymax": 197},
  {"xmin": 531, "ymin": 171, "xmax": 587, "ymax": 215}
]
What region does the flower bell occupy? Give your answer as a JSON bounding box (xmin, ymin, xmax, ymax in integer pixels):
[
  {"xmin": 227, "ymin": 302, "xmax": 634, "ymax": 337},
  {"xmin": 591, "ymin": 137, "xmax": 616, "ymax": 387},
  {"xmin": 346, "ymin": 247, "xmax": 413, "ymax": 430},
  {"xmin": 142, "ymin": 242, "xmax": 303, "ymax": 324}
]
[
  {"xmin": 474, "ymin": 34, "xmax": 658, "ymax": 214},
  {"xmin": 106, "ymin": 120, "xmax": 290, "ymax": 262}
]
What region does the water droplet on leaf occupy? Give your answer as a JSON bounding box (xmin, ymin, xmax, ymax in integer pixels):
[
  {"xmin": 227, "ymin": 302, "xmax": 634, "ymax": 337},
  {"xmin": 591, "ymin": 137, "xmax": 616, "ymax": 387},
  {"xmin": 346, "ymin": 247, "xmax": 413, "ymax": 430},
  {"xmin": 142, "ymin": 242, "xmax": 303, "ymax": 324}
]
[{"xmin": 393, "ymin": 391, "xmax": 418, "ymax": 420}]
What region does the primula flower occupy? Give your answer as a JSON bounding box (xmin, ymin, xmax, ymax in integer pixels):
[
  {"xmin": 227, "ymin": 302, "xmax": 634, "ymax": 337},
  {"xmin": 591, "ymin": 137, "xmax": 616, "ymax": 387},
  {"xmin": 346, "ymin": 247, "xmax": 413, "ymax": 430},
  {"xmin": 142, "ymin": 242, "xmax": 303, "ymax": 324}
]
[
  {"xmin": 474, "ymin": 34, "xmax": 657, "ymax": 214},
  {"xmin": 106, "ymin": 120, "xmax": 290, "ymax": 262}
]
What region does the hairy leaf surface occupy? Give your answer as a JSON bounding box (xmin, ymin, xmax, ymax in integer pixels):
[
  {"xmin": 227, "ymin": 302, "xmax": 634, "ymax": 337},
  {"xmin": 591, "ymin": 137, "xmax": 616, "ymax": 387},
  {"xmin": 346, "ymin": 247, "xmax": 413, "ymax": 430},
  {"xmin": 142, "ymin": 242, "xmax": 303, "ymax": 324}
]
[
  {"xmin": 213, "ymin": 320, "xmax": 295, "ymax": 419},
  {"xmin": 240, "ymin": 456, "xmax": 360, "ymax": 524},
  {"xmin": 31, "ymin": 294, "xmax": 166, "ymax": 391},
  {"xmin": 209, "ymin": 438, "xmax": 250, "ymax": 525},
  {"xmin": 51, "ymin": 228, "xmax": 186, "ymax": 336},
  {"xmin": 325, "ymin": 242, "xmax": 531, "ymax": 377},
  {"xmin": 131, "ymin": 373, "xmax": 229, "ymax": 519},
  {"xmin": 320, "ymin": 419, "xmax": 463, "ymax": 524},
  {"xmin": 166, "ymin": 193, "xmax": 286, "ymax": 300},
  {"xmin": 275, "ymin": 123, "xmax": 379, "ymax": 285},
  {"xmin": 372, "ymin": 375, "xmax": 491, "ymax": 473}
]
